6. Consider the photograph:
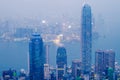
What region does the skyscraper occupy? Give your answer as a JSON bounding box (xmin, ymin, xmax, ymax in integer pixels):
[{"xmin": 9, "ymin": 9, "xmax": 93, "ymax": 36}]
[
  {"xmin": 95, "ymin": 50, "xmax": 104, "ymax": 79},
  {"xmin": 44, "ymin": 44, "xmax": 50, "ymax": 64},
  {"xmin": 44, "ymin": 45, "xmax": 50, "ymax": 80},
  {"xmin": 72, "ymin": 59, "xmax": 82, "ymax": 79},
  {"xmin": 95, "ymin": 50, "xmax": 115, "ymax": 79},
  {"xmin": 56, "ymin": 47, "xmax": 67, "ymax": 80},
  {"xmin": 29, "ymin": 33, "xmax": 45, "ymax": 80},
  {"xmin": 104, "ymin": 50, "xmax": 115, "ymax": 70},
  {"xmin": 81, "ymin": 4, "xmax": 92, "ymax": 74}
]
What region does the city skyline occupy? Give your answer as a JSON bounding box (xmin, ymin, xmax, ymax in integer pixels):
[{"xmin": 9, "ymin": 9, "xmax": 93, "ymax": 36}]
[{"xmin": 0, "ymin": 0, "xmax": 120, "ymax": 79}]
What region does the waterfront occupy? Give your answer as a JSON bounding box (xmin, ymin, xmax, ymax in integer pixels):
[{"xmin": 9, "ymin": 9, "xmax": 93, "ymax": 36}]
[{"xmin": 0, "ymin": 33, "xmax": 120, "ymax": 73}]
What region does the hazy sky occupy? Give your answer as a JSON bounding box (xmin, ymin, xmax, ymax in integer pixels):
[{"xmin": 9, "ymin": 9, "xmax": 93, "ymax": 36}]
[
  {"xmin": 0, "ymin": 0, "xmax": 119, "ymax": 18},
  {"xmin": 0, "ymin": 0, "xmax": 120, "ymax": 32},
  {"xmin": 0, "ymin": 1, "xmax": 119, "ymax": 40},
  {"xmin": 0, "ymin": 0, "xmax": 120, "ymax": 33},
  {"xmin": 0, "ymin": 0, "xmax": 120, "ymax": 68},
  {"xmin": 0, "ymin": 0, "xmax": 118, "ymax": 55}
]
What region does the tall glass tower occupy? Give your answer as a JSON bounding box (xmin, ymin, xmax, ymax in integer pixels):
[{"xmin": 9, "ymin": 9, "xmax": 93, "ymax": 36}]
[
  {"xmin": 29, "ymin": 33, "xmax": 45, "ymax": 80},
  {"xmin": 81, "ymin": 4, "xmax": 92, "ymax": 74},
  {"xmin": 56, "ymin": 47, "xmax": 67, "ymax": 80}
]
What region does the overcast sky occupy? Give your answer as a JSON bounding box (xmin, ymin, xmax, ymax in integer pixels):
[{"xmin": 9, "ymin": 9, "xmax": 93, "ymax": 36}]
[
  {"xmin": 0, "ymin": 0, "xmax": 120, "ymax": 48},
  {"xmin": 0, "ymin": 0, "xmax": 120, "ymax": 69},
  {"xmin": 0, "ymin": 0, "xmax": 120, "ymax": 47},
  {"xmin": 0, "ymin": 0, "xmax": 119, "ymax": 18}
]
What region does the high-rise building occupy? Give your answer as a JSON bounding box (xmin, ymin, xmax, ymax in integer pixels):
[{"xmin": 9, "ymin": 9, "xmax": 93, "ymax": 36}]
[
  {"xmin": 81, "ymin": 4, "xmax": 92, "ymax": 74},
  {"xmin": 44, "ymin": 44, "xmax": 50, "ymax": 64},
  {"xmin": 95, "ymin": 50, "xmax": 115, "ymax": 80},
  {"xmin": 44, "ymin": 45, "xmax": 50, "ymax": 80},
  {"xmin": 95, "ymin": 50, "xmax": 104, "ymax": 79},
  {"xmin": 104, "ymin": 50, "xmax": 115, "ymax": 70},
  {"xmin": 56, "ymin": 47, "xmax": 67, "ymax": 80},
  {"xmin": 29, "ymin": 33, "xmax": 45, "ymax": 80},
  {"xmin": 72, "ymin": 59, "xmax": 81, "ymax": 79}
]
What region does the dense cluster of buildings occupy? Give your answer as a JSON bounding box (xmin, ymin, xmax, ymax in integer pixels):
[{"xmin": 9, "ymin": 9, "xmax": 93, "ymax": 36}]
[
  {"xmin": 28, "ymin": 32, "xmax": 116, "ymax": 80},
  {"xmin": 1, "ymin": 69, "xmax": 28, "ymax": 80},
  {"xmin": 1, "ymin": 3, "xmax": 120, "ymax": 80},
  {"xmin": 27, "ymin": 3, "xmax": 117, "ymax": 80}
]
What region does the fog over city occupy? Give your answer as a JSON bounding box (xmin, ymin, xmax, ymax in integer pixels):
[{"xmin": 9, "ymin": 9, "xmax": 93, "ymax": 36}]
[{"xmin": 0, "ymin": 0, "xmax": 120, "ymax": 72}]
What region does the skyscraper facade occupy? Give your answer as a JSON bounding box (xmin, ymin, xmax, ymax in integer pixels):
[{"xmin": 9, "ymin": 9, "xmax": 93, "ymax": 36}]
[
  {"xmin": 72, "ymin": 59, "xmax": 82, "ymax": 79},
  {"xmin": 44, "ymin": 44, "xmax": 49, "ymax": 64},
  {"xmin": 104, "ymin": 50, "xmax": 115, "ymax": 70},
  {"xmin": 44, "ymin": 45, "xmax": 50, "ymax": 80},
  {"xmin": 56, "ymin": 47, "xmax": 67, "ymax": 80},
  {"xmin": 95, "ymin": 50, "xmax": 104, "ymax": 79},
  {"xmin": 29, "ymin": 33, "xmax": 45, "ymax": 80},
  {"xmin": 81, "ymin": 4, "xmax": 92, "ymax": 74},
  {"xmin": 95, "ymin": 50, "xmax": 115, "ymax": 79}
]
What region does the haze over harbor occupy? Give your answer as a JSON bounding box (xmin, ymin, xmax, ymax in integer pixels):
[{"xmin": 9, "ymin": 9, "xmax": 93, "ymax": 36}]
[{"xmin": 0, "ymin": 0, "xmax": 120, "ymax": 79}]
